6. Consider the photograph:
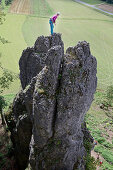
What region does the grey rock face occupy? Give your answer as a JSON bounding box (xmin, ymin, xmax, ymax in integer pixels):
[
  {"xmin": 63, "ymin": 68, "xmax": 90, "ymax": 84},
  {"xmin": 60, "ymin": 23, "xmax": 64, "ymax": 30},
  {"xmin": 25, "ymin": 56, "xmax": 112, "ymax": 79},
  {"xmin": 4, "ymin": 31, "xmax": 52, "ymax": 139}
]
[
  {"xmin": 34, "ymin": 36, "xmax": 50, "ymax": 53},
  {"xmin": 19, "ymin": 33, "xmax": 64, "ymax": 89},
  {"xmin": 33, "ymin": 45, "xmax": 62, "ymax": 150},
  {"xmin": 31, "ymin": 41, "xmax": 97, "ymax": 170},
  {"xmin": 19, "ymin": 47, "xmax": 47, "ymax": 89},
  {"xmin": 8, "ymin": 34, "xmax": 97, "ymax": 170},
  {"xmin": 12, "ymin": 114, "xmax": 32, "ymax": 170},
  {"xmin": 5, "ymin": 91, "xmax": 32, "ymax": 170}
]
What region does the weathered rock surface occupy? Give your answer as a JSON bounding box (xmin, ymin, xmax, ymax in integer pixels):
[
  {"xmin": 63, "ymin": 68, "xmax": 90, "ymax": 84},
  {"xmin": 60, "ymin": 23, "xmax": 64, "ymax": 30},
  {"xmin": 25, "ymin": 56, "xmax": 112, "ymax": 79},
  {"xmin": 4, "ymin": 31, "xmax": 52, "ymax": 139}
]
[
  {"xmin": 33, "ymin": 45, "xmax": 62, "ymax": 150},
  {"xmin": 7, "ymin": 33, "xmax": 97, "ymax": 170},
  {"xmin": 19, "ymin": 33, "xmax": 64, "ymax": 89},
  {"xmin": 5, "ymin": 91, "xmax": 32, "ymax": 170}
]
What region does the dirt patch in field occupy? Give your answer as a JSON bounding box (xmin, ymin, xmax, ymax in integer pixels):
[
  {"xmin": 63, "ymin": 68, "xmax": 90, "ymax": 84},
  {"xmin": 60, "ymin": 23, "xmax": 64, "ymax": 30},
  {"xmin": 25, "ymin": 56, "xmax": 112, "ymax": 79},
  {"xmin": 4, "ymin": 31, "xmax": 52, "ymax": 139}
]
[
  {"xmin": 91, "ymin": 150, "xmax": 104, "ymax": 170},
  {"xmin": 9, "ymin": 0, "xmax": 32, "ymax": 14},
  {"xmin": 103, "ymin": 129, "xmax": 113, "ymax": 144},
  {"xmin": 98, "ymin": 4, "xmax": 113, "ymax": 13}
]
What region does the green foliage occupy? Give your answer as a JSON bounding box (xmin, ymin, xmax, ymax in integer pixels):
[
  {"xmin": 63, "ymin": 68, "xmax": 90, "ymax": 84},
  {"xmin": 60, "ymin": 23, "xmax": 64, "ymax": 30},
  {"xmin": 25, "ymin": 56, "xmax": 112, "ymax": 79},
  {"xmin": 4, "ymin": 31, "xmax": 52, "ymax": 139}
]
[
  {"xmin": 92, "ymin": 129, "xmax": 102, "ymax": 136},
  {"xmin": 0, "ymin": 152, "xmax": 5, "ymax": 160},
  {"xmin": 0, "ymin": 14, "xmax": 27, "ymax": 94},
  {"xmin": 94, "ymin": 90, "xmax": 106, "ymax": 105},
  {"xmin": 0, "ymin": 95, "xmax": 7, "ymax": 124},
  {"xmin": 81, "ymin": 0, "xmax": 113, "ymax": 4},
  {"xmin": 0, "ymin": 9, "xmax": 15, "ymax": 94},
  {"xmin": 95, "ymin": 136, "xmax": 113, "ymax": 148},
  {"xmin": 0, "ymin": 153, "xmax": 7, "ymax": 169},
  {"xmin": 58, "ymin": 74, "xmax": 62, "ymax": 80},
  {"xmin": 102, "ymin": 141, "xmax": 113, "ymax": 148},
  {"xmin": 0, "ymin": 131, "xmax": 14, "ymax": 169},
  {"xmin": 0, "ymin": 153, "xmax": 12, "ymax": 169},
  {"xmin": 0, "ymin": 10, "xmax": 15, "ymax": 125},
  {"xmin": 3, "ymin": 93, "xmax": 15, "ymax": 105},
  {"xmin": 106, "ymin": 85, "xmax": 113, "ymax": 106},
  {"xmin": 85, "ymin": 154, "xmax": 96, "ymax": 170},
  {"xmin": 0, "ymin": 70, "xmax": 14, "ymax": 90},
  {"xmin": 102, "ymin": 150, "xmax": 113, "ymax": 164},
  {"xmin": 95, "ymin": 85, "xmax": 113, "ymax": 109},
  {"xmin": 56, "ymin": 140, "xmax": 62, "ymax": 146},
  {"xmin": 6, "ymin": 142, "xmax": 14, "ymax": 157},
  {"xmin": 0, "ymin": 11, "xmax": 5, "ymax": 25},
  {"xmin": 97, "ymin": 137, "xmax": 106, "ymax": 144},
  {"xmin": 83, "ymin": 139, "xmax": 97, "ymax": 170},
  {"xmin": 78, "ymin": 0, "xmax": 103, "ymax": 4},
  {"xmin": 84, "ymin": 139, "xmax": 92, "ymax": 153},
  {"xmin": 5, "ymin": 0, "xmax": 13, "ymax": 6},
  {"xmin": 0, "ymin": 95, "xmax": 7, "ymax": 110},
  {"xmin": 86, "ymin": 101, "xmax": 113, "ymax": 168},
  {"xmin": 102, "ymin": 160, "xmax": 113, "ymax": 170},
  {"xmin": 5, "ymin": 104, "xmax": 15, "ymax": 130},
  {"xmin": 106, "ymin": 0, "xmax": 113, "ymax": 4},
  {"xmin": 94, "ymin": 145, "xmax": 104, "ymax": 153},
  {"xmin": 94, "ymin": 145, "xmax": 113, "ymax": 164},
  {"xmin": 0, "ymin": 36, "xmax": 8, "ymax": 44}
]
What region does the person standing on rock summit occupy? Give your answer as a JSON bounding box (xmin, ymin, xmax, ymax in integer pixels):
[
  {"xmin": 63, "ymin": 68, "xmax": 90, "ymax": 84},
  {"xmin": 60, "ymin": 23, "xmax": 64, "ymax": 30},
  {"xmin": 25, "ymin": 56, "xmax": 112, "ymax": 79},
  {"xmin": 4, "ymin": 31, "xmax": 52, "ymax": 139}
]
[{"xmin": 49, "ymin": 12, "xmax": 60, "ymax": 35}]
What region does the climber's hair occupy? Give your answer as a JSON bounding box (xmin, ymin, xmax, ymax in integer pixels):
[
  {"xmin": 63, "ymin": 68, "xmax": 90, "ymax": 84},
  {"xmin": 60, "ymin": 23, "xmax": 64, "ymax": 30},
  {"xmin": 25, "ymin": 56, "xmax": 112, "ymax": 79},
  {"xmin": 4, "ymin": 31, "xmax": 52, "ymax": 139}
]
[{"xmin": 57, "ymin": 12, "xmax": 60, "ymax": 16}]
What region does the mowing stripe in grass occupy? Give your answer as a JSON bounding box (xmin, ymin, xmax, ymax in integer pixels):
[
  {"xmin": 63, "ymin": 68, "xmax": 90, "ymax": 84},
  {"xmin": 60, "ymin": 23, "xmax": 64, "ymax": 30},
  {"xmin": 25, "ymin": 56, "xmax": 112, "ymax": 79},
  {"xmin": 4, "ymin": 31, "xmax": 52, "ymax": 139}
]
[
  {"xmin": 94, "ymin": 145, "xmax": 113, "ymax": 164},
  {"xmin": 32, "ymin": 0, "xmax": 54, "ymax": 16}
]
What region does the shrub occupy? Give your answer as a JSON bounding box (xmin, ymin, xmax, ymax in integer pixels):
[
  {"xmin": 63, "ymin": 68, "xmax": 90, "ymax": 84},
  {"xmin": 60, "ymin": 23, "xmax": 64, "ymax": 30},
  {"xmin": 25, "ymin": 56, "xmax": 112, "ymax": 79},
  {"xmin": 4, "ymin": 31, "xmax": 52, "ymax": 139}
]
[
  {"xmin": 84, "ymin": 139, "xmax": 97, "ymax": 170},
  {"xmin": 85, "ymin": 154, "xmax": 96, "ymax": 170},
  {"xmin": 102, "ymin": 150, "xmax": 113, "ymax": 164},
  {"xmin": 5, "ymin": 0, "xmax": 13, "ymax": 6},
  {"xmin": 94, "ymin": 146, "xmax": 113, "ymax": 164},
  {"xmin": 102, "ymin": 160, "xmax": 113, "ymax": 170},
  {"xmin": 106, "ymin": 0, "xmax": 113, "ymax": 4},
  {"xmin": 106, "ymin": 85, "xmax": 113, "ymax": 107},
  {"xmin": 94, "ymin": 145, "xmax": 104, "ymax": 154},
  {"xmin": 97, "ymin": 137, "xmax": 106, "ymax": 144},
  {"xmin": 102, "ymin": 141, "xmax": 113, "ymax": 149}
]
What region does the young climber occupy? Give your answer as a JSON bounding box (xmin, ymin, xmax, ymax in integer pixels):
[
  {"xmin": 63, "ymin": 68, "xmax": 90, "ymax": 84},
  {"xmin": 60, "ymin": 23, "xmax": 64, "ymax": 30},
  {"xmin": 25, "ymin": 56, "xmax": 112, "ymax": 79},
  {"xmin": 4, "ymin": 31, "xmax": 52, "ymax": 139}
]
[{"xmin": 49, "ymin": 12, "xmax": 60, "ymax": 35}]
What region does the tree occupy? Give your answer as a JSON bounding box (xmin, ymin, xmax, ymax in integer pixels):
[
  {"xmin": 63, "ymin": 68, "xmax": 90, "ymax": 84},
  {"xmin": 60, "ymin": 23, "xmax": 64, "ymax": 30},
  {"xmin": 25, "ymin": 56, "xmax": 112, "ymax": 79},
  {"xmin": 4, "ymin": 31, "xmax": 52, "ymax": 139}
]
[
  {"xmin": 106, "ymin": 0, "xmax": 113, "ymax": 3},
  {"xmin": 0, "ymin": 9, "xmax": 16, "ymax": 125},
  {"xmin": 0, "ymin": 58, "xmax": 16, "ymax": 125},
  {"xmin": 0, "ymin": 95, "xmax": 7, "ymax": 124},
  {"xmin": 0, "ymin": 66, "xmax": 15, "ymax": 125}
]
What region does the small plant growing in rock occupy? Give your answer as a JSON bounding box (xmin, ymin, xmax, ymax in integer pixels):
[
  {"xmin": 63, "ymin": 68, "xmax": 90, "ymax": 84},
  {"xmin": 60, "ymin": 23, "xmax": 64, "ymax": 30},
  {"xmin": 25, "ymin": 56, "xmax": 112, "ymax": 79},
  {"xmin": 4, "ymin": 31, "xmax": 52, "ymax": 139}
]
[
  {"xmin": 37, "ymin": 88, "xmax": 45, "ymax": 94},
  {"xmin": 58, "ymin": 74, "xmax": 62, "ymax": 80}
]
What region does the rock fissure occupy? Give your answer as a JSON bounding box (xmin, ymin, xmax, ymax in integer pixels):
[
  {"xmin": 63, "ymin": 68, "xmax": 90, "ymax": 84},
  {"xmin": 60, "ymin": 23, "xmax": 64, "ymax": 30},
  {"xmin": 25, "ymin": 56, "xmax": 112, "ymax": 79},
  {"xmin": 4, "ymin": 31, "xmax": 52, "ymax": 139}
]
[{"xmin": 52, "ymin": 69, "xmax": 63, "ymax": 138}]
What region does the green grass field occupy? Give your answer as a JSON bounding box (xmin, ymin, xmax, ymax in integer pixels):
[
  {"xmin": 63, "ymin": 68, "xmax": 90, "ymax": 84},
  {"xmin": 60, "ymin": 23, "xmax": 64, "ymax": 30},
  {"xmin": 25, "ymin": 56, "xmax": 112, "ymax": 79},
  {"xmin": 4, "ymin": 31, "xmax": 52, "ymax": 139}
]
[
  {"xmin": 79, "ymin": 0, "xmax": 103, "ymax": 5},
  {"xmin": 0, "ymin": 14, "xmax": 27, "ymax": 94},
  {"xmin": 23, "ymin": 0, "xmax": 113, "ymax": 91},
  {"xmin": 0, "ymin": 0, "xmax": 113, "ymax": 168},
  {"xmin": 1, "ymin": 0, "xmax": 113, "ymax": 93},
  {"xmin": 32, "ymin": 0, "xmax": 54, "ymax": 16}
]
